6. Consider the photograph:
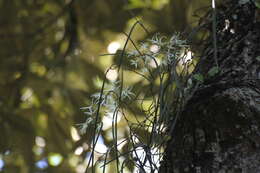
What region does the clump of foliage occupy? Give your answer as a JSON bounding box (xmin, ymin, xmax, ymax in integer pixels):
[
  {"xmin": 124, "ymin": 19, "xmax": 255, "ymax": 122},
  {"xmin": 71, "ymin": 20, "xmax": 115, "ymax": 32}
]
[{"xmin": 79, "ymin": 22, "xmax": 200, "ymax": 172}]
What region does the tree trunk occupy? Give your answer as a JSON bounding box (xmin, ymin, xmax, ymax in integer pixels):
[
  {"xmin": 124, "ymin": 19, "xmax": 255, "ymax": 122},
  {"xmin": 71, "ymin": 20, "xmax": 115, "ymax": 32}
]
[{"xmin": 159, "ymin": 1, "xmax": 260, "ymax": 172}]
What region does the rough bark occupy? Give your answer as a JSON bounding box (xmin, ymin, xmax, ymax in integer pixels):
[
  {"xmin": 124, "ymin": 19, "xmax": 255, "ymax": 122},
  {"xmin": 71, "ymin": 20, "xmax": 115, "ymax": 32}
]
[{"xmin": 160, "ymin": 1, "xmax": 260, "ymax": 172}]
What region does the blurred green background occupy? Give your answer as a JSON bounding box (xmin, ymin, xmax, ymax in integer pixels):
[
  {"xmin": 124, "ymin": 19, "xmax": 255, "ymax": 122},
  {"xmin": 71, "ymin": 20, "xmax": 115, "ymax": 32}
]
[{"xmin": 0, "ymin": 0, "xmax": 211, "ymax": 172}]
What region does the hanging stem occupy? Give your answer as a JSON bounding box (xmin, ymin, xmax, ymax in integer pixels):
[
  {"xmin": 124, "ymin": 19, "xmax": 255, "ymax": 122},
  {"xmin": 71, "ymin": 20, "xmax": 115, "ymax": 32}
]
[{"xmin": 212, "ymin": 0, "xmax": 219, "ymax": 67}]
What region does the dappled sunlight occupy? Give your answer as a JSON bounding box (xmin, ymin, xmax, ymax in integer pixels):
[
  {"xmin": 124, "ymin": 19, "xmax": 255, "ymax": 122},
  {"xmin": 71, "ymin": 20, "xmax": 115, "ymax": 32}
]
[
  {"xmin": 48, "ymin": 153, "xmax": 63, "ymax": 166},
  {"xmin": 117, "ymin": 138, "xmax": 128, "ymax": 151},
  {"xmin": 94, "ymin": 136, "xmax": 108, "ymax": 154},
  {"xmin": 30, "ymin": 62, "xmax": 47, "ymax": 76},
  {"xmin": 132, "ymin": 146, "xmax": 161, "ymax": 173},
  {"xmin": 20, "ymin": 87, "xmax": 40, "ymax": 108},
  {"xmin": 74, "ymin": 146, "xmax": 84, "ymax": 155},
  {"xmin": 102, "ymin": 111, "xmax": 122, "ymax": 130},
  {"xmin": 71, "ymin": 127, "xmax": 81, "ymax": 141},
  {"xmin": 35, "ymin": 159, "xmax": 48, "ymax": 169},
  {"xmin": 148, "ymin": 58, "xmax": 160, "ymax": 68},
  {"xmin": 0, "ymin": 159, "xmax": 4, "ymax": 171},
  {"xmin": 21, "ymin": 88, "xmax": 33, "ymax": 102},
  {"xmin": 76, "ymin": 163, "xmax": 87, "ymax": 173},
  {"xmin": 35, "ymin": 136, "xmax": 46, "ymax": 148},
  {"xmin": 107, "ymin": 42, "xmax": 121, "ymax": 54},
  {"xmin": 180, "ymin": 50, "xmax": 193, "ymax": 65},
  {"xmin": 150, "ymin": 44, "xmax": 160, "ymax": 53},
  {"xmin": 106, "ymin": 69, "xmax": 118, "ymax": 81}
]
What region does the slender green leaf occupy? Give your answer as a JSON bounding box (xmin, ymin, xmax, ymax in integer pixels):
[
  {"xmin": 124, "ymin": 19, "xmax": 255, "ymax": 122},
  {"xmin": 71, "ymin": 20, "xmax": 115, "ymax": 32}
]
[
  {"xmin": 208, "ymin": 66, "xmax": 219, "ymax": 77},
  {"xmin": 193, "ymin": 74, "xmax": 204, "ymax": 83}
]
